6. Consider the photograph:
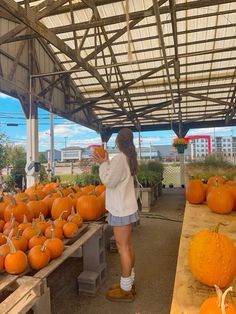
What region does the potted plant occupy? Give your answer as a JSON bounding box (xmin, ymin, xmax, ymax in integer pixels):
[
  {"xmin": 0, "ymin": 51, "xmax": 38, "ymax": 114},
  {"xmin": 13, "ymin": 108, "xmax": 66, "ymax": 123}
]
[
  {"xmin": 172, "ymin": 138, "xmax": 188, "ymax": 154},
  {"xmin": 136, "ymin": 160, "xmax": 163, "ymax": 212}
]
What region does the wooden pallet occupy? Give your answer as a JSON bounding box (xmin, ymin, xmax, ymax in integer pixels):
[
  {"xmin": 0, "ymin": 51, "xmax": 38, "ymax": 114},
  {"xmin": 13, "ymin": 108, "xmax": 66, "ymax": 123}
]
[
  {"xmin": 0, "ymin": 223, "xmax": 103, "ymax": 314},
  {"xmin": 0, "ymin": 276, "xmax": 42, "ymax": 314}
]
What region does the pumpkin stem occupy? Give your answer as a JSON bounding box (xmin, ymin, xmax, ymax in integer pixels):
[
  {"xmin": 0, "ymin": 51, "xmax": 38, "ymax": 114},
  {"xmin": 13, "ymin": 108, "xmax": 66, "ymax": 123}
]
[
  {"xmin": 14, "ymin": 228, "xmax": 21, "ymax": 240},
  {"xmin": 22, "ymin": 215, "xmax": 28, "ymax": 224},
  {"xmin": 7, "ymin": 237, "xmax": 17, "ymax": 254},
  {"xmin": 38, "ymin": 212, "xmax": 45, "ymax": 222},
  {"xmin": 221, "ymin": 286, "xmax": 233, "ymax": 314},
  {"xmin": 71, "ymin": 206, "xmax": 76, "ymax": 215},
  {"xmin": 213, "ymin": 222, "xmax": 229, "ymax": 233},
  {"xmin": 40, "ymin": 243, "xmax": 47, "ymax": 252},
  {"xmin": 58, "ymin": 211, "xmax": 67, "ymax": 220},
  {"xmin": 10, "ymin": 196, "xmax": 17, "ymax": 207},
  {"xmin": 214, "ymin": 285, "xmax": 222, "ymax": 307}
]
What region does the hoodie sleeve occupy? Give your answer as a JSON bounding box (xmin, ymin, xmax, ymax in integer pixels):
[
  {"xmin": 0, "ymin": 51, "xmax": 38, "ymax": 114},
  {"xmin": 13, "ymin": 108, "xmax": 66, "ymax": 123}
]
[{"xmin": 99, "ymin": 154, "xmax": 126, "ymax": 188}]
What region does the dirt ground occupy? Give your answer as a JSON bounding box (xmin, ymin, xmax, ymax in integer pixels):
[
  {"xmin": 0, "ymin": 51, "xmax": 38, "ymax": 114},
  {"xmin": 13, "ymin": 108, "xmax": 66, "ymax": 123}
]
[{"xmin": 48, "ymin": 187, "xmax": 185, "ymax": 314}]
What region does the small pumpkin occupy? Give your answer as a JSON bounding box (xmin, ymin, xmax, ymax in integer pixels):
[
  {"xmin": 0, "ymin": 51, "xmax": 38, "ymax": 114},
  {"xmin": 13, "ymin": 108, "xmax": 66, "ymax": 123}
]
[
  {"xmin": 67, "ymin": 207, "xmax": 83, "ymax": 227},
  {"xmin": 22, "ymin": 219, "xmax": 39, "ymax": 240},
  {"xmin": 4, "ymin": 238, "xmax": 28, "ymax": 274},
  {"xmin": 54, "ymin": 211, "xmax": 67, "ymax": 229},
  {"xmin": 27, "ymin": 197, "xmax": 48, "ymax": 218},
  {"xmin": 92, "ymin": 146, "xmax": 107, "ymax": 159},
  {"xmin": 45, "ymin": 221, "xmax": 63, "ymax": 239},
  {"xmin": 207, "ymin": 185, "xmax": 234, "ymax": 214},
  {"xmin": 188, "ymin": 225, "xmax": 236, "ymax": 288},
  {"xmin": 28, "ymin": 244, "xmax": 51, "ymax": 270},
  {"xmin": 35, "ymin": 213, "xmax": 50, "ymax": 233},
  {"xmin": 11, "ymin": 229, "xmax": 28, "ymax": 252},
  {"xmin": 63, "ymin": 220, "xmax": 79, "ymax": 238},
  {"xmin": 185, "ymin": 179, "xmax": 206, "ymax": 204},
  {"xmin": 4, "ymin": 199, "xmax": 33, "ymax": 223},
  {"xmin": 0, "ymin": 255, "xmax": 4, "ymax": 272},
  {"xmin": 28, "ymin": 232, "xmax": 47, "ymax": 250},
  {"xmin": 44, "ymin": 228, "xmax": 64, "ymax": 259},
  {"xmin": 200, "ymin": 285, "xmax": 236, "ymax": 314},
  {"xmin": 18, "ymin": 215, "xmax": 32, "ymax": 232}
]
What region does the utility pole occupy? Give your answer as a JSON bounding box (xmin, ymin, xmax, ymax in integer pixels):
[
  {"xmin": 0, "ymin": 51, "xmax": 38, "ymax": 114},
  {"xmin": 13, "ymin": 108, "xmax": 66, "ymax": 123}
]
[
  {"xmin": 49, "ymin": 107, "xmax": 54, "ymax": 178},
  {"xmin": 64, "ymin": 137, "xmax": 68, "ymax": 161}
]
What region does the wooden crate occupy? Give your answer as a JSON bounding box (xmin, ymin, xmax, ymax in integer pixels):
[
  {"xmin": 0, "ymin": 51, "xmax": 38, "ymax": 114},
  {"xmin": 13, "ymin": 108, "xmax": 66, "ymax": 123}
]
[
  {"xmin": 0, "ymin": 275, "xmax": 43, "ymax": 314},
  {"xmin": 170, "ymin": 203, "xmax": 236, "ymax": 314}
]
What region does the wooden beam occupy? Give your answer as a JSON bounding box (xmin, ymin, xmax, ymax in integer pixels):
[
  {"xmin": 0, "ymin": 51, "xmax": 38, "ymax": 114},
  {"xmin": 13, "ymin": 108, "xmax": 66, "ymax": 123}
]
[{"xmin": 182, "ymin": 91, "xmax": 236, "ymax": 108}]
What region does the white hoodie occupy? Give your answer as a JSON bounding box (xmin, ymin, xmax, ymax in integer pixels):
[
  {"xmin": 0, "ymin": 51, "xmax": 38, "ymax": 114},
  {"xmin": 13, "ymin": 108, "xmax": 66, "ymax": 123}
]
[{"xmin": 99, "ymin": 152, "xmax": 138, "ymax": 217}]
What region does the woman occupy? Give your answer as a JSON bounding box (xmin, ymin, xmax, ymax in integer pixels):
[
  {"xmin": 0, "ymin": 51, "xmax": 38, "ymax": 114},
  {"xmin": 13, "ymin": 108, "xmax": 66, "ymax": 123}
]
[{"xmin": 93, "ymin": 128, "xmax": 139, "ymax": 302}]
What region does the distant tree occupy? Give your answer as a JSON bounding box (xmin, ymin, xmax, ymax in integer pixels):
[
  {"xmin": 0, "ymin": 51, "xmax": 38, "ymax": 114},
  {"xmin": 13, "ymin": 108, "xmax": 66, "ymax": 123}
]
[
  {"xmin": 7, "ymin": 145, "xmax": 26, "ymax": 190},
  {"xmin": 0, "ymin": 134, "xmax": 7, "ymax": 170},
  {"xmin": 39, "ymin": 152, "xmax": 47, "ymax": 164}
]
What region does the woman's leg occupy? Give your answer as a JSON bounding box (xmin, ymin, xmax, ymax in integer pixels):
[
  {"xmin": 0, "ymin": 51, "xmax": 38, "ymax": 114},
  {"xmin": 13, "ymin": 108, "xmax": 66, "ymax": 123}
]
[{"xmin": 113, "ymin": 224, "xmax": 133, "ymax": 277}]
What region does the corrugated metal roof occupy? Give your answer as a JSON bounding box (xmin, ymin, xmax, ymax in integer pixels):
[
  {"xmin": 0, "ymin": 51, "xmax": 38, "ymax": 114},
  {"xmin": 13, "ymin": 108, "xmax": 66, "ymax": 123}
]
[{"xmin": 2, "ymin": 0, "xmax": 236, "ymax": 136}]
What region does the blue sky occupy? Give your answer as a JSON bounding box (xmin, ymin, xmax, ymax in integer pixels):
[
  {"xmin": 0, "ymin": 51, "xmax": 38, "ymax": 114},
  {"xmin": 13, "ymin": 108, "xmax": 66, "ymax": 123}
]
[{"xmin": 0, "ymin": 92, "xmax": 235, "ymax": 152}]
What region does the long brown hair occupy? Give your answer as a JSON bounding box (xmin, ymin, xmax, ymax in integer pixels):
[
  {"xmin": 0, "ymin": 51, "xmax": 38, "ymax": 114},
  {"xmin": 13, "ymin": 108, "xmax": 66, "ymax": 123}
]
[{"xmin": 116, "ymin": 128, "xmax": 138, "ymax": 176}]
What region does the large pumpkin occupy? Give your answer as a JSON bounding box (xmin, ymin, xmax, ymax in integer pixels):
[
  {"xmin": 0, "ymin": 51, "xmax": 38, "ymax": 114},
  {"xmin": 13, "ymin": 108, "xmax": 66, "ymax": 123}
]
[
  {"xmin": 76, "ymin": 195, "xmax": 101, "ymax": 221},
  {"xmin": 207, "ymin": 176, "xmax": 224, "ymax": 186},
  {"xmin": 4, "ymin": 200, "xmax": 33, "ymax": 223},
  {"xmin": 51, "ymin": 195, "xmax": 72, "ymax": 220},
  {"xmin": 27, "ymin": 199, "xmax": 48, "ymax": 218},
  {"xmin": 188, "ymin": 226, "xmax": 236, "ymax": 288},
  {"xmin": 207, "ymin": 186, "xmax": 234, "ymax": 214},
  {"xmin": 185, "ymin": 179, "xmax": 205, "ymax": 204}
]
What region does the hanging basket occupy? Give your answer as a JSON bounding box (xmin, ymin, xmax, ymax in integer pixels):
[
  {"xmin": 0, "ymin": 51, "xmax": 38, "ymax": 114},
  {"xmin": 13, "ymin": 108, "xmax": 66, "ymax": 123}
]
[{"xmin": 175, "ymin": 144, "xmax": 187, "ymax": 154}]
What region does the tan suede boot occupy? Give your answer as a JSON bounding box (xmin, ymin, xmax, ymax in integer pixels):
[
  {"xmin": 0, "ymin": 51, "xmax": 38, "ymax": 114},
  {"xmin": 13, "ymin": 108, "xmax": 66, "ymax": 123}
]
[
  {"xmin": 106, "ymin": 287, "xmax": 135, "ymax": 302},
  {"xmin": 108, "ymin": 283, "xmax": 136, "ymax": 295}
]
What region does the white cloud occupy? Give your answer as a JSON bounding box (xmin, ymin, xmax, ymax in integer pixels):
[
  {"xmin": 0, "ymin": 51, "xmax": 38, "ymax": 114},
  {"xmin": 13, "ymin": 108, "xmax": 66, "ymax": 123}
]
[
  {"xmin": 67, "ymin": 137, "xmax": 102, "ymax": 147},
  {"xmin": 0, "ymin": 92, "xmax": 12, "ymax": 99},
  {"xmin": 189, "ymin": 127, "xmax": 233, "ymax": 135}
]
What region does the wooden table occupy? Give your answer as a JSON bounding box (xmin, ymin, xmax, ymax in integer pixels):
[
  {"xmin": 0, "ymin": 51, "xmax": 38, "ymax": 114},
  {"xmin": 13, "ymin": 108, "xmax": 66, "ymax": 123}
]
[
  {"xmin": 0, "ymin": 223, "xmax": 103, "ymax": 314},
  {"xmin": 170, "ymin": 202, "xmax": 236, "ymax": 314}
]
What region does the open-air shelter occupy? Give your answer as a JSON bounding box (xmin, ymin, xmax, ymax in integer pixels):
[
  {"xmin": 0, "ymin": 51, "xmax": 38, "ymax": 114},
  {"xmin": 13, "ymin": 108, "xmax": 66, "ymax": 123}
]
[{"xmin": 0, "ymin": 0, "xmax": 236, "ymax": 186}]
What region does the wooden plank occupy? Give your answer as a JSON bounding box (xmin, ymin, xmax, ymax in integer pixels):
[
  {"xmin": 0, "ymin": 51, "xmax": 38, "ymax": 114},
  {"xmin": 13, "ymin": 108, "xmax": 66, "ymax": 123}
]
[
  {"xmin": 34, "ymin": 224, "xmax": 101, "ymax": 279},
  {"xmin": 0, "ymin": 274, "xmax": 18, "ymax": 292},
  {"xmin": 0, "ymin": 276, "xmax": 41, "ymax": 314},
  {"xmin": 170, "ymin": 203, "xmax": 236, "ymax": 313}
]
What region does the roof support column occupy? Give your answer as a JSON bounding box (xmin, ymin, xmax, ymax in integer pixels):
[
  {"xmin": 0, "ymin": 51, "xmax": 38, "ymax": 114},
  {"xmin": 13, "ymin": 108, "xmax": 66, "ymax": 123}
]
[{"xmin": 26, "ymin": 100, "xmax": 39, "ymax": 187}]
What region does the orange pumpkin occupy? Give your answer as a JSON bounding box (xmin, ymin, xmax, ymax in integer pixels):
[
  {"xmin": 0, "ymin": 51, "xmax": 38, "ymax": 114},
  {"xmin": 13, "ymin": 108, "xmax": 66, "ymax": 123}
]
[
  {"xmin": 28, "ymin": 232, "xmax": 47, "ymax": 249},
  {"xmin": 14, "ymin": 192, "xmax": 29, "ymax": 203},
  {"xmin": 67, "ymin": 207, "xmax": 83, "ymax": 227},
  {"xmin": 188, "ymin": 226, "xmax": 236, "ymax": 288},
  {"xmin": 185, "ymin": 179, "xmax": 206, "ymax": 204},
  {"xmin": 207, "ymin": 176, "xmax": 224, "ymax": 186},
  {"xmin": 95, "ymin": 185, "xmax": 106, "ymax": 196},
  {"xmin": 81, "ymin": 185, "xmax": 95, "ymax": 195},
  {"xmin": 0, "ymin": 242, "xmax": 10, "ymax": 260},
  {"xmin": 0, "ymin": 198, "xmax": 9, "ymax": 220},
  {"xmin": 35, "ymin": 213, "xmax": 50, "ymax": 233},
  {"xmin": 200, "ymin": 286, "xmax": 236, "ymax": 314},
  {"xmin": 228, "ymin": 186, "xmax": 236, "ymax": 211},
  {"xmin": 44, "ymin": 229, "xmax": 64, "ymax": 259},
  {"xmin": 42, "ymin": 192, "xmax": 60, "ymax": 216},
  {"xmin": 76, "ymin": 195, "xmax": 101, "ymax": 221},
  {"xmin": 0, "ymin": 233, "xmax": 7, "ymax": 246},
  {"xmin": 28, "ymin": 244, "xmax": 51, "ymax": 270},
  {"xmin": 11, "ymin": 229, "xmax": 28, "ymax": 252},
  {"xmin": 92, "ymin": 146, "xmax": 107, "ymax": 159},
  {"xmin": 207, "ymin": 185, "xmax": 234, "ymax": 214},
  {"xmin": 18, "ymin": 215, "xmax": 32, "ymax": 232},
  {"xmin": 4, "ymin": 200, "xmax": 33, "ymax": 223},
  {"xmin": 0, "ymin": 255, "xmax": 4, "ymax": 272},
  {"xmin": 4, "ymin": 238, "xmax": 27, "ymax": 274},
  {"xmin": 51, "ymin": 194, "xmax": 72, "ymax": 220},
  {"xmin": 63, "ymin": 221, "xmax": 79, "ymax": 238},
  {"xmin": 22, "ymin": 220, "xmax": 39, "ymax": 240},
  {"xmin": 27, "ymin": 199, "xmax": 48, "ymax": 219},
  {"xmin": 54, "ymin": 211, "xmax": 67, "ymax": 229},
  {"xmin": 0, "ymin": 220, "xmax": 5, "ymax": 233},
  {"xmin": 44, "ymin": 222, "xmax": 63, "ymax": 239}
]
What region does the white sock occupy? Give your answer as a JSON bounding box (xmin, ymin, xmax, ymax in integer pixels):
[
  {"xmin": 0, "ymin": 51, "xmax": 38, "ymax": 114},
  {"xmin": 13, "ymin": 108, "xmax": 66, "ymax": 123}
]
[
  {"xmin": 120, "ymin": 276, "xmax": 132, "ymax": 291},
  {"xmin": 131, "ymin": 268, "xmax": 135, "ymax": 284}
]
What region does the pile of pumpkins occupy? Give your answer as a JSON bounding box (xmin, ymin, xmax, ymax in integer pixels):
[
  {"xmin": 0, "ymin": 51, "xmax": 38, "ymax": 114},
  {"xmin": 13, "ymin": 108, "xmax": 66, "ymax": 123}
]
[
  {"xmin": 185, "ymin": 177, "xmax": 236, "ymax": 312},
  {"xmin": 0, "ymin": 182, "xmax": 106, "ymax": 275},
  {"xmin": 186, "ymin": 176, "xmax": 236, "ymax": 214}
]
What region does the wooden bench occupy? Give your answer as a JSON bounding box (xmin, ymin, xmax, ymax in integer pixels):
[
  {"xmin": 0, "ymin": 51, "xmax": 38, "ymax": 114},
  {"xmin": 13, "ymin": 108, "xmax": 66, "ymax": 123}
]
[{"xmin": 170, "ymin": 202, "xmax": 236, "ymax": 314}]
